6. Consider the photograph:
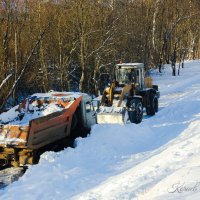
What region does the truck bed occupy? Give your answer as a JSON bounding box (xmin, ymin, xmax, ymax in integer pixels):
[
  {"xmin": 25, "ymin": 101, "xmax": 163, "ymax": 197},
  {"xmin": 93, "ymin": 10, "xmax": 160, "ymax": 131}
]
[{"xmin": 0, "ymin": 92, "xmax": 82, "ymax": 149}]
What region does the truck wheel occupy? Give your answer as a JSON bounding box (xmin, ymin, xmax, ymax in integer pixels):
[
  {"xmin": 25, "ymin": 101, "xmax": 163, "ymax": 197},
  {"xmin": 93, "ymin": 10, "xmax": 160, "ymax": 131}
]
[
  {"xmin": 128, "ymin": 98, "xmax": 143, "ymax": 124},
  {"xmin": 154, "ymin": 97, "xmax": 158, "ymax": 112},
  {"xmin": 146, "ymin": 94, "xmax": 158, "ymax": 115},
  {"xmin": 71, "ymin": 112, "xmax": 78, "ymax": 131}
]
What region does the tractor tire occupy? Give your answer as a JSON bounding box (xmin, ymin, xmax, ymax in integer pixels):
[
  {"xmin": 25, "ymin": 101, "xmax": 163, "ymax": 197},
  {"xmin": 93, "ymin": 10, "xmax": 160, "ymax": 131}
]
[
  {"xmin": 154, "ymin": 97, "xmax": 158, "ymax": 112},
  {"xmin": 146, "ymin": 93, "xmax": 158, "ymax": 116},
  {"xmin": 127, "ymin": 98, "xmax": 143, "ymax": 124}
]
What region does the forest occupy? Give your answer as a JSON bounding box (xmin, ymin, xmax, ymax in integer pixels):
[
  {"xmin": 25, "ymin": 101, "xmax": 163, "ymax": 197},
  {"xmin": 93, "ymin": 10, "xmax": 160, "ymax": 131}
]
[{"xmin": 0, "ymin": 0, "xmax": 200, "ymax": 110}]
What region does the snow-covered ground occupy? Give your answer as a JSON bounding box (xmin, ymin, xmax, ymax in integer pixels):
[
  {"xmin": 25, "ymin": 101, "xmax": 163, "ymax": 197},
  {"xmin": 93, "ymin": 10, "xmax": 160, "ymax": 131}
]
[{"xmin": 1, "ymin": 60, "xmax": 200, "ymax": 200}]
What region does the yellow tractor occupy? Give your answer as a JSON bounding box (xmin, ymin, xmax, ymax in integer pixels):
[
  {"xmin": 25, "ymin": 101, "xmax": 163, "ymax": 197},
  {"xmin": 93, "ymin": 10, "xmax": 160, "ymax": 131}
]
[{"xmin": 96, "ymin": 63, "xmax": 159, "ymax": 124}]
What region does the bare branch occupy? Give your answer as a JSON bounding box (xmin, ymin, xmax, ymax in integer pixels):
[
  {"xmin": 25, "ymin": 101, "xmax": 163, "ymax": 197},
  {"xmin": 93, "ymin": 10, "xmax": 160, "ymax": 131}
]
[
  {"xmin": 0, "ymin": 73, "xmax": 13, "ymax": 91},
  {"xmin": 0, "ymin": 24, "xmax": 49, "ymax": 110}
]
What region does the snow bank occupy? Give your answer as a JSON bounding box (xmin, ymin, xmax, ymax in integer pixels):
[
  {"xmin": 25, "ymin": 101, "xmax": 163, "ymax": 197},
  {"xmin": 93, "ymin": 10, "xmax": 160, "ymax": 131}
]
[{"xmin": 1, "ymin": 60, "xmax": 200, "ymax": 200}]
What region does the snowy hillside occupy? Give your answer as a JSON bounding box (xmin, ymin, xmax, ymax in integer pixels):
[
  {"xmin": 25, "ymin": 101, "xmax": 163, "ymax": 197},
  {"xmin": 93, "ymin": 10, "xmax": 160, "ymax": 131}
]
[{"xmin": 1, "ymin": 60, "xmax": 200, "ymax": 200}]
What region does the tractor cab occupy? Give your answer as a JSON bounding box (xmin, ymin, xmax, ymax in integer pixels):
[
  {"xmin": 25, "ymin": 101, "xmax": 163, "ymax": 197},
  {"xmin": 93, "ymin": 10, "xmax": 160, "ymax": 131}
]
[{"xmin": 115, "ymin": 63, "xmax": 145, "ymax": 88}]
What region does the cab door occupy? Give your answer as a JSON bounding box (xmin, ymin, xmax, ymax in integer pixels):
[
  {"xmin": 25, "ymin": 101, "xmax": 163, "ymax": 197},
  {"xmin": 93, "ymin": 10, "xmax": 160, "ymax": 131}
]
[{"xmin": 84, "ymin": 101, "xmax": 96, "ymax": 129}]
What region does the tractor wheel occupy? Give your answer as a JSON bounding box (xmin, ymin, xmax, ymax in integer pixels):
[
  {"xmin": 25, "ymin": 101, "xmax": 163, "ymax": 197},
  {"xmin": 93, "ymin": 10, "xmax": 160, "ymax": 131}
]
[
  {"xmin": 146, "ymin": 94, "xmax": 158, "ymax": 116},
  {"xmin": 128, "ymin": 98, "xmax": 143, "ymax": 124},
  {"xmin": 154, "ymin": 97, "xmax": 158, "ymax": 112}
]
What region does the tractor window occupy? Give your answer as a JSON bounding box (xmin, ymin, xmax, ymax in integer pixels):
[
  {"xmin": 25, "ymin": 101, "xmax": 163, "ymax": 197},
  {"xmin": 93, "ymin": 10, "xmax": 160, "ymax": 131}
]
[{"xmin": 116, "ymin": 68, "xmax": 136, "ymax": 84}]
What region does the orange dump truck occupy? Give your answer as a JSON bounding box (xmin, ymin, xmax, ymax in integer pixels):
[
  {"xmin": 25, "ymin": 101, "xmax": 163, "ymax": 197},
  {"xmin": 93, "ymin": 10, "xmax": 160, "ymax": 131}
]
[{"xmin": 0, "ymin": 92, "xmax": 96, "ymax": 167}]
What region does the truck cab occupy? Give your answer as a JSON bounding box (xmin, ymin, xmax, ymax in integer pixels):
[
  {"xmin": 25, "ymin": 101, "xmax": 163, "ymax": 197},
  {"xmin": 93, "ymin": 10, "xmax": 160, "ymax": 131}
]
[
  {"xmin": 70, "ymin": 93, "xmax": 96, "ymax": 135},
  {"xmin": 80, "ymin": 94, "xmax": 96, "ymax": 129}
]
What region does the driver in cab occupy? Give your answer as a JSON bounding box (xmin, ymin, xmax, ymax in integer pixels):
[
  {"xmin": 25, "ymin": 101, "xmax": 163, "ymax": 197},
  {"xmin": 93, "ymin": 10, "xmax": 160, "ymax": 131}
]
[{"xmin": 125, "ymin": 69, "xmax": 135, "ymax": 83}]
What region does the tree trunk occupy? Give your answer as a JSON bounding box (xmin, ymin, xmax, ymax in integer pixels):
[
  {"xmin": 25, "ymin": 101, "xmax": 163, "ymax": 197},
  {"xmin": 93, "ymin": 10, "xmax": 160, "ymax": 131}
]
[
  {"xmin": 0, "ymin": 26, "xmax": 48, "ymax": 110},
  {"xmin": 172, "ymin": 64, "xmax": 176, "ymax": 76},
  {"xmin": 79, "ymin": 30, "xmax": 85, "ymax": 92},
  {"xmin": 93, "ymin": 58, "xmax": 101, "ymax": 96},
  {"xmin": 178, "ymin": 62, "xmax": 181, "ymax": 75},
  {"xmin": 79, "ymin": 69, "xmax": 85, "ymax": 92}
]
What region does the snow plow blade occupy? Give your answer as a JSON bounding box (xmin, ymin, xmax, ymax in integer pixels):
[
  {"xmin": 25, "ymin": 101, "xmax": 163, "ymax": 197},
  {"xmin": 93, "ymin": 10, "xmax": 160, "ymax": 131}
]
[{"xmin": 96, "ymin": 107, "xmax": 126, "ymax": 124}]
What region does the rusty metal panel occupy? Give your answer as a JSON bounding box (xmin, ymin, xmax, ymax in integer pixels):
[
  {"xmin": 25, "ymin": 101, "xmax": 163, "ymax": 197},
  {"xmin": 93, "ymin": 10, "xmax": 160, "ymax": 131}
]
[
  {"xmin": 26, "ymin": 96, "xmax": 82, "ymax": 149},
  {"xmin": 0, "ymin": 125, "xmax": 29, "ymax": 146},
  {"xmin": 27, "ymin": 111, "xmax": 71, "ymax": 149}
]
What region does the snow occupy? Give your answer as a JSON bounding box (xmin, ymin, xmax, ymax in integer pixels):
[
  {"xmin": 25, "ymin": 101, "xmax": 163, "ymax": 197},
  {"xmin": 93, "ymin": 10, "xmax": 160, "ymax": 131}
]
[
  {"xmin": 0, "ymin": 92, "xmax": 82, "ymax": 126},
  {"xmin": 30, "ymin": 91, "xmax": 82, "ymax": 99},
  {"xmin": 0, "ymin": 103, "xmax": 65, "ymax": 126},
  {"xmin": 0, "ymin": 135, "xmax": 26, "ymax": 146},
  {"xmin": 0, "ymin": 168, "xmax": 25, "ymax": 189},
  {"xmin": 1, "ymin": 60, "xmax": 200, "ymax": 199}
]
